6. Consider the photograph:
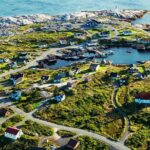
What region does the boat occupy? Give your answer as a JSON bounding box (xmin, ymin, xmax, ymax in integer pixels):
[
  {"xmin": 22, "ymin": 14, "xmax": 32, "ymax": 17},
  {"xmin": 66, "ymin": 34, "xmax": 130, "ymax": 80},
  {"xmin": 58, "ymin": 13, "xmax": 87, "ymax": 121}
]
[
  {"xmin": 106, "ymin": 50, "xmax": 114, "ymax": 55},
  {"xmin": 126, "ymin": 51, "xmax": 132, "ymax": 53},
  {"xmin": 136, "ymin": 61, "xmax": 145, "ymax": 64}
]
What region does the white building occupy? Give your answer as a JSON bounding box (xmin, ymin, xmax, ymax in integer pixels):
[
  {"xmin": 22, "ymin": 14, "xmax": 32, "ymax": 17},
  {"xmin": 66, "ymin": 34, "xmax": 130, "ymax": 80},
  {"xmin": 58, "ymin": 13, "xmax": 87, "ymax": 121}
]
[{"xmin": 5, "ymin": 127, "xmax": 23, "ymax": 140}]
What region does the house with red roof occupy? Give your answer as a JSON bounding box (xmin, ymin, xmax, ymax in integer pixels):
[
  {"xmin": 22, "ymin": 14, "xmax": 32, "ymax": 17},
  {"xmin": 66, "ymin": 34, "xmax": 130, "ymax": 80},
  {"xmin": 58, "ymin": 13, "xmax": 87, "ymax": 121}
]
[
  {"xmin": 4, "ymin": 127, "xmax": 23, "ymax": 140},
  {"xmin": 135, "ymin": 92, "xmax": 150, "ymax": 104}
]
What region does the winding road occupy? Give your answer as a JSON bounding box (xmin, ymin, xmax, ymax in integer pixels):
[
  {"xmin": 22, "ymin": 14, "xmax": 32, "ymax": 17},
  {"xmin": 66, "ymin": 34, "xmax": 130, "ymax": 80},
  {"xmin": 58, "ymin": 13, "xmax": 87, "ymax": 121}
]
[
  {"xmin": 0, "ymin": 96, "xmax": 130, "ymax": 150},
  {"xmin": 112, "ymin": 88, "xmax": 130, "ymax": 144},
  {"xmin": 0, "ymin": 44, "xmax": 130, "ymax": 149}
]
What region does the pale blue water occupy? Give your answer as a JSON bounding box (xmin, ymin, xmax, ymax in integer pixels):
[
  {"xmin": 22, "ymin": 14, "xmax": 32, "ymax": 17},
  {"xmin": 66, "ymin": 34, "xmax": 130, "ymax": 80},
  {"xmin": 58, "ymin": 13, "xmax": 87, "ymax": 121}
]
[
  {"xmin": 133, "ymin": 14, "xmax": 150, "ymax": 24},
  {"xmin": 50, "ymin": 48, "xmax": 150, "ymax": 69},
  {"xmin": 0, "ymin": 0, "xmax": 150, "ymax": 16}
]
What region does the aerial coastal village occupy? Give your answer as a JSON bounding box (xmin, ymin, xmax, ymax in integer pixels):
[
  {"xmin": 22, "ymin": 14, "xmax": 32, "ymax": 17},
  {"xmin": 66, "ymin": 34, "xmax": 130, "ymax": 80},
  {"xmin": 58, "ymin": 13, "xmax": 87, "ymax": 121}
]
[{"xmin": 0, "ymin": 4, "xmax": 149, "ymax": 150}]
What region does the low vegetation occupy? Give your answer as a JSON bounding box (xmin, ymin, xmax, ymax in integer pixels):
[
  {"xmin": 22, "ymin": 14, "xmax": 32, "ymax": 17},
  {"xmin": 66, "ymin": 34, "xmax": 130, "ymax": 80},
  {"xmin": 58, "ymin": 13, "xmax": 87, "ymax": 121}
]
[
  {"xmin": 35, "ymin": 72, "xmax": 124, "ymax": 140},
  {"xmin": 57, "ymin": 130, "xmax": 76, "ymax": 138},
  {"xmin": 19, "ymin": 120, "xmax": 54, "ymax": 136},
  {"xmin": 76, "ymin": 136, "xmax": 109, "ymax": 150},
  {"xmin": 2, "ymin": 115, "xmax": 24, "ymax": 128}
]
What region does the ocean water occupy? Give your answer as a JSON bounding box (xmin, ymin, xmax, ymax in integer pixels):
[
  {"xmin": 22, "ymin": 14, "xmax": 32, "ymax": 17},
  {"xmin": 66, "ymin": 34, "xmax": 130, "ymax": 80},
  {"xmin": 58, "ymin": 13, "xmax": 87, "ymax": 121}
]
[{"xmin": 0, "ymin": 0, "xmax": 150, "ymax": 16}]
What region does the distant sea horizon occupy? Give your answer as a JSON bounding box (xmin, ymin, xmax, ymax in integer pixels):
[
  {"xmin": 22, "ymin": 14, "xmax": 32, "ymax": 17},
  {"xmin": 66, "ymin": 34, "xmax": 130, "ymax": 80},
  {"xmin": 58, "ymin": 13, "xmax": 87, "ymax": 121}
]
[{"xmin": 0, "ymin": 0, "xmax": 150, "ymax": 17}]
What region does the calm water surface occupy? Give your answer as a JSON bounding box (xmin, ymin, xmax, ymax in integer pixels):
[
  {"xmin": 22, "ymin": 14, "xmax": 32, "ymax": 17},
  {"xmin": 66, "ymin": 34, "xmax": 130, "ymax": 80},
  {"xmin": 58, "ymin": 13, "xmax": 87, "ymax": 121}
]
[
  {"xmin": 50, "ymin": 48, "xmax": 150, "ymax": 69},
  {"xmin": 0, "ymin": 0, "xmax": 150, "ymax": 16},
  {"xmin": 133, "ymin": 13, "xmax": 150, "ymax": 24}
]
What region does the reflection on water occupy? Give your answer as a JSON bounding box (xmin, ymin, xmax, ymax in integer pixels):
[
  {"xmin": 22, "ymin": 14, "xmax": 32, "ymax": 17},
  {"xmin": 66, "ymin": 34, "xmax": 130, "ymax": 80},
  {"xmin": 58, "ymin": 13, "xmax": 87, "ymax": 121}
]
[{"xmin": 49, "ymin": 47, "xmax": 150, "ymax": 69}]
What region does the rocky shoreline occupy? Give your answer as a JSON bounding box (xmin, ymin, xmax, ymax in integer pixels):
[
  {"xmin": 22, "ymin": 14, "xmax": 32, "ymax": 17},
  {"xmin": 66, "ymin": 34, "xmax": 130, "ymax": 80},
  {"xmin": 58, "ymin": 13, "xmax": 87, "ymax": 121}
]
[
  {"xmin": 82, "ymin": 9, "xmax": 147, "ymax": 20},
  {"xmin": 0, "ymin": 9, "xmax": 148, "ymax": 28}
]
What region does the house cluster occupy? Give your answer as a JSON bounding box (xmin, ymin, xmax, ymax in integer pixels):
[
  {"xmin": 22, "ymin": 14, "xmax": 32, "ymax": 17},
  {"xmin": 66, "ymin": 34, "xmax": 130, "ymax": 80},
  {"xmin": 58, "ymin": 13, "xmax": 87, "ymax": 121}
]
[
  {"xmin": 127, "ymin": 64, "xmax": 146, "ymax": 80},
  {"xmin": 0, "ymin": 58, "xmax": 9, "ymax": 63}
]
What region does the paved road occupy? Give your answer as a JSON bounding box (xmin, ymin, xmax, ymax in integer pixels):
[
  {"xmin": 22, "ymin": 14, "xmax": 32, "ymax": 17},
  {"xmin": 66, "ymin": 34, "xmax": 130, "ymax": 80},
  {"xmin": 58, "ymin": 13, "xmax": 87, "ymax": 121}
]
[
  {"xmin": 112, "ymin": 88, "xmax": 130, "ymax": 144},
  {"xmin": 8, "ymin": 105, "xmax": 129, "ymax": 150},
  {"xmin": 0, "ymin": 96, "xmax": 130, "ymax": 150}
]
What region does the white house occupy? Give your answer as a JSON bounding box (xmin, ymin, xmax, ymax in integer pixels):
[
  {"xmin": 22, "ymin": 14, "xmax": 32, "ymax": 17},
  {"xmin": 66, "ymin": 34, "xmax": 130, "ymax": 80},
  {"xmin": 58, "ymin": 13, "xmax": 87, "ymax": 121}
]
[
  {"xmin": 90, "ymin": 63, "xmax": 100, "ymax": 71},
  {"xmin": 60, "ymin": 39, "xmax": 68, "ymax": 45},
  {"xmin": 5, "ymin": 127, "xmax": 23, "ymax": 140}
]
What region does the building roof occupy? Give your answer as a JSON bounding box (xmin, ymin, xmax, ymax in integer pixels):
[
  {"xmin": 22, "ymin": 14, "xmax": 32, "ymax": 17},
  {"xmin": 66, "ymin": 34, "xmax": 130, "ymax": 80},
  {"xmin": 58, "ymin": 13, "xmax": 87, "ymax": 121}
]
[
  {"xmin": 41, "ymin": 76, "xmax": 49, "ymax": 80},
  {"xmin": 0, "ymin": 108, "xmax": 9, "ymax": 116},
  {"xmin": 136, "ymin": 92, "xmax": 150, "ymax": 100},
  {"xmin": 33, "ymin": 147, "xmax": 46, "ymax": 150},
  {"xmin": 10, "ymin": 73, "xmax": 24, "ymax": 79},
  {"xmin": 5, "ymin": 127, "xmax": 20, "ymax": 135},
  {"xmin": 90, "ymin": 63, "xmax": 99, "ymax": 68},
  {"xmin": 67, "ymin": 139, "xmax": 80, "ymax": 149}
]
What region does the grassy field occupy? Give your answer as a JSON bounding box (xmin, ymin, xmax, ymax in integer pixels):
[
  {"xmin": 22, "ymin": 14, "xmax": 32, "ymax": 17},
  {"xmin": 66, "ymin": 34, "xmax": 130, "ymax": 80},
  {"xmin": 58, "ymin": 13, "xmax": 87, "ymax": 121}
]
[
  {"xmin": 115, "ymin": 77, "xmax": 150, "ymax": 150},
  {"xmin": 2, "ymin": 115, "xmax": 24, "ymax": 128},
  {"xmin": 35, "ymin": 71, "xmax": 124, "ymax": 140},
  {"xmin": 19, "ymin": 120, "xmax": 54, "ymax": 136},
  {"xmin": 76, "ymin": 136, "xmax": 110, "ymax": 150},
  {"xmin": 0, "ymin": 135, "xmax": 39, "ymax": 150}
]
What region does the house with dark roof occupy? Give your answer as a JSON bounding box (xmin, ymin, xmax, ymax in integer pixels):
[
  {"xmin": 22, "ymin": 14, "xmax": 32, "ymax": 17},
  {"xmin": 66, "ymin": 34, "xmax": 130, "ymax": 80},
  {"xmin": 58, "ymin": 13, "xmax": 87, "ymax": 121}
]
[
  {"xmin": 41, "ymin": 76, "xmax": 49, "ymax": 83},
  {"xmin": 90, "ymin": 63, "xmax": 100, "ymax": 71},
  {"xmin": 5, "ymin": 127, "xmax": 23, "ymax": 140},
  {"xmin": 98, "ymin": 31, "xmax": 110, "ymax": 38},
  {"xmin": 66, "ymin": 139, "xmax": 80, "ymax": 150},
  {"xmin": 0, "ymin": 108, "xmax": 11, "ymax": 117},
  {"xmin": 110, "ymin": 72, "xmax": 120, "ymax": 79},
  {"xmin": 74, "ymin": 32, "xmax": 86, "ymax": 39},
  {"xmin": 135, "ymin": 92, "xmax": 150, "ymax": 104},
  {"xmin": 82, "ymin": 19, "xmax": 102, "ymax": 29},
  {"xmin": 18, "ymin": 52, "xmax": 30, "ymax": 60},
  {"xmin": 10, "ymin": 73, "xmax": 24, "ymax": 85}
]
